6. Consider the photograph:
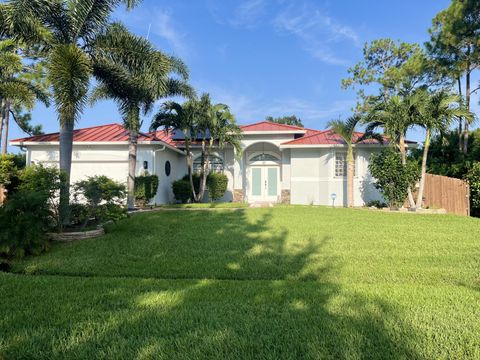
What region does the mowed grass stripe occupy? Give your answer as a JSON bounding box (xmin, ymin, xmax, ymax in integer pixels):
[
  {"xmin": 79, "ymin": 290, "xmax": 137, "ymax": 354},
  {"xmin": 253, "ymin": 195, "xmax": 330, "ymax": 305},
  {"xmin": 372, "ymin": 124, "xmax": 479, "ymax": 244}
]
[
  {"xmin": 12, "ymin": 207, "xmax": 480, "ymax": 287},
  {"xmin": 1, "ymin": 273, "xmax": 479, "ymax": 360}
]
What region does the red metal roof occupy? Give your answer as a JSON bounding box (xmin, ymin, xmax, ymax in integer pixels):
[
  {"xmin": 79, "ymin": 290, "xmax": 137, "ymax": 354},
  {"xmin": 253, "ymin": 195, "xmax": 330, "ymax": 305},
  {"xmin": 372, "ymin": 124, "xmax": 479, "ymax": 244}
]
[
  {"xmin": 281, "ymin": 130, "xmax": 387, "ymax": 146},
  {"xmin": 240, "ymin": 121, "xmax": 306, "ymax": 132},
  {"xmin": 10, "ymin": 123, "xmax": 173, "ymax": 144},
  {"xmin": 147, "ymin": 130, "xmax": 176, "ymax": 146},
  {"xmin": 11, "ymin": 121, "xmax": 413, "ymax": 147}
]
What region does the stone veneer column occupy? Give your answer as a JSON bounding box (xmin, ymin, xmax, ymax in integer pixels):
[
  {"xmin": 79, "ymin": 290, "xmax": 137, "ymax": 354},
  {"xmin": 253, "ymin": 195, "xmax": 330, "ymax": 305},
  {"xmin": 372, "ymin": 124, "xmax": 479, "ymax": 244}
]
[
  {"xmin": 233, "ymin": 189, "xmax": 244, "ymax": 202},
  {"xmin": 281, "ymin": 189, "xmax": 290, "ymax": 204}
]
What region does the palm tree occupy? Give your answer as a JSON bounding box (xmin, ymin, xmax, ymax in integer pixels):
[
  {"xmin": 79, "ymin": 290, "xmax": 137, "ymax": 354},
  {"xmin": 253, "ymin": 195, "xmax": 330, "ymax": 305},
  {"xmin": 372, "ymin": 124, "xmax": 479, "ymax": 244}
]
[
  {"xmin": 363, "ymin": 93, "xmax": 419, "ymax": 208},
  {"xmin": 415, "ymin": 90, "xmax": 473, "ymax": 208},
  {"xmin": 0, "ymin": 39, "xmax": 49, "ymax": 153},
  {"xmin": 196, "ymin": 94, "xmax": 241, "ymax": 201},
  {"xmin": 151, "ymin": 95, "xmax": 241, "ymax": 203},
  {"xmin": 328, "ymin": 115, "xmax": 382, "ymax": 207},
  {"xmin": 2, "ymin": 0, "xmax": 139, "ymax": 222},
  {"xmin": 151, "ymin": 99, "xmax": 199, "ymax": 200},
  {"xmin": 90, "ymin": 23, "xmax": 193, "ymax": 209}
]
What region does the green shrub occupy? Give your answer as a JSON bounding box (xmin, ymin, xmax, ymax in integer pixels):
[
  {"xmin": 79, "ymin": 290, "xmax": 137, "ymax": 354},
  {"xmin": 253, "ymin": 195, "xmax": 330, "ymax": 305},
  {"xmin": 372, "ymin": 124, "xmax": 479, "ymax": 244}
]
[
  {"xmin": 134, "ymin": 173, "xmax": 159, "ymax": 207},
  {"xmin": 464, "ymin": 162, "xmax": 480, "ymax": 216},
  {"xmin": 0, "ymin": 154, "xmax": 17, "ymax": 187},
  {"xmin": 207, "ymin": 173, "xmax": 228, "ymax": 201},
  {"xmin": 182, "ymin": 173, "xmax": 201, "ymax": 195},
  {"xmin": 73, "ymin": 176, "xmax": 126, "ymax": 228},
  {"xmin": 172, "ymin": 179, "xmax": 192, "ymax": 203},
  {"xmin": 365, "ymin": 200, "xmax": 387, "ymax": 208},
  {"xmin": 0, "ymin": 190, "xmax": 50, "ymax": 259},
  {"xmin": 18, "ymin": 164, "xmax": 65, "ymax": 199},
  {"xmin": 369, "ymin": 148, "xmax": 420, "ymax": 208}
]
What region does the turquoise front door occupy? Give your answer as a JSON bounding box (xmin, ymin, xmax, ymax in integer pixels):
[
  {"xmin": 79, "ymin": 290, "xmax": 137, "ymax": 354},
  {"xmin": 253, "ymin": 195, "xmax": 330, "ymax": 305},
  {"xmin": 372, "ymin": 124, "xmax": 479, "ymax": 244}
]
[{"xmin": 249, "ymin": 166, "xmax": 279, "ymax": 202}]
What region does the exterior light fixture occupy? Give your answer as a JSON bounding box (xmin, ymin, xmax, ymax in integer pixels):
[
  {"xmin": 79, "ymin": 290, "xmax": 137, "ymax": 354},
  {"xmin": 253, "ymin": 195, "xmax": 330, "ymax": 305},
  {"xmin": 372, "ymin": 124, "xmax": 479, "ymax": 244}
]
[{"xmin": 143, "ymin": 161, "xmax": 148, "ymax": 170}]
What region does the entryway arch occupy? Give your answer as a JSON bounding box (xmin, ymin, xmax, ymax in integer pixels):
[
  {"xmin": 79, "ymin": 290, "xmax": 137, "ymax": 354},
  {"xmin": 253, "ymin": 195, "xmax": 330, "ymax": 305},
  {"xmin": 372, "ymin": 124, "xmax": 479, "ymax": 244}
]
[{"xmin": 244, "ymin": 142, "xmax": 281, "ymax": 203}]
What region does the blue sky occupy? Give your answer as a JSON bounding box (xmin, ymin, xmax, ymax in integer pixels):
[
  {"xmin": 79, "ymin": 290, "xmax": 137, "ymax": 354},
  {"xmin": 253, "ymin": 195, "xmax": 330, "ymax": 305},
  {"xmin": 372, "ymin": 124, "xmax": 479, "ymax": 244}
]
[{"xmin": 11, "ymin": 0, "xmax": 476, "ymax": 152}]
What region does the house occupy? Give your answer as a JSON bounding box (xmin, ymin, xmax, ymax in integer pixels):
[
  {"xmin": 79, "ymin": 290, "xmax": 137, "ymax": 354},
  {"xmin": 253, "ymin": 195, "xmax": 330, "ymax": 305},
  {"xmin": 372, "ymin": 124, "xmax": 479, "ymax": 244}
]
[{"xmin": 10, "ymin": 121, "xmax": 413, "ymax": 206}]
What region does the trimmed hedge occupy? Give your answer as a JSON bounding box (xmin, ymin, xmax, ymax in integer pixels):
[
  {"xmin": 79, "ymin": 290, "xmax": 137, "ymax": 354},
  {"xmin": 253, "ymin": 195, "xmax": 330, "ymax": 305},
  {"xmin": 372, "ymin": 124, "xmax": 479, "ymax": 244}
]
[
  {"xmin": 464, "ymin": 162, "xmax": 480, "ymax": 216},
  {"xmin": 134, "ymin": 174, "xmax": 159, "ymax": 207},
  {"xmin": 207, "ymin": 173, "xmax": 228, "ymax": 201},
  {"xmin": 172, "ymin": 179, "xmax": 192, "ymax": 203}
]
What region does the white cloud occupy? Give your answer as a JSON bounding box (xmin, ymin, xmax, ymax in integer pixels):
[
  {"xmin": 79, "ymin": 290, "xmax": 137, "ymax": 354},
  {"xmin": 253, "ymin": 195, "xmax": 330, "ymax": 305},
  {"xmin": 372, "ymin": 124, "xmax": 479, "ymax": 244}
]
[
  {"xmin": 273, "ymin": 3, "xmax": 361, "ymax": 65},
  {"xmin": 208, "ymin": 0, "xmax": 267, "ymax": 29},
  {"xmin": 150, "ymin": 9, "xmax": 188, "ymax": 57},
  {"xmin": 194, "ymin": 81, "xmax": 354, "ymax": 126}
]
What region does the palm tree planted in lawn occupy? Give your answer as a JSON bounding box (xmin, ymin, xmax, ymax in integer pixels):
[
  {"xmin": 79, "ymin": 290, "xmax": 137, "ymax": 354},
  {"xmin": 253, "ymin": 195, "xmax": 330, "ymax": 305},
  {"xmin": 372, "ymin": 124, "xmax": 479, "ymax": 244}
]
[
  {"xmin": 151, "ymin": 99, "xmax": 199, "ymax": 201},
  {"xmin": 415, "ymin": 89, "xmax": 473, "ymax": 208},
  {"xmin": 364, "ymin": 93, "xmax": 419, "ymax": 208},
  {"xmin": 1, "ymin": 0, "xmax": 140, "ymax": 223},
  {"xmin": 196, "ymin": 94, "xmax": 241, "ymax": 201},
  {"xmin": 91, "ymin": 23, "xmax": 193, "ymax": 209},
  {"xmin": 328, "ymin": 115, "xmax": 382, "ymax": 207},
  {"xmin": 151, "ymin": 95, "xmax": 241, "ymax": 203}
]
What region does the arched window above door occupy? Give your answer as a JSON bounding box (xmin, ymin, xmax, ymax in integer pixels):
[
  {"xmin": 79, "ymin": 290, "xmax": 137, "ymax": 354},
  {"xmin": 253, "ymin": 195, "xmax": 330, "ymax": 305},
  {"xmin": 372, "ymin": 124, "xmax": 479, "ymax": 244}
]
[{"xmin": 249, "ymin": 153, "xmax": 279, "ymax": 162}]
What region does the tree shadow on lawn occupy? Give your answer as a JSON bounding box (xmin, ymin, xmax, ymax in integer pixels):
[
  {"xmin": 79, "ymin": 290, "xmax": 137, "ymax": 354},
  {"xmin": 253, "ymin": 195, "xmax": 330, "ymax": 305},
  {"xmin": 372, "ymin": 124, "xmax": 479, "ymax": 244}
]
[{"xmin": 2, "ymin": 209, "xmax": 426, "ymax": 359}]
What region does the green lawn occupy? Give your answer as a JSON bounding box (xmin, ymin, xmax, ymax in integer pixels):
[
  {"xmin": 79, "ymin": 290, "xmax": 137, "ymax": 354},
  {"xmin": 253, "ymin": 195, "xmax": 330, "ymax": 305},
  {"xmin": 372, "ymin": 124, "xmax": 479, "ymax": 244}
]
[{"xmin": 1, "ymin": 206, "xmax": 480, "ymax": 359}]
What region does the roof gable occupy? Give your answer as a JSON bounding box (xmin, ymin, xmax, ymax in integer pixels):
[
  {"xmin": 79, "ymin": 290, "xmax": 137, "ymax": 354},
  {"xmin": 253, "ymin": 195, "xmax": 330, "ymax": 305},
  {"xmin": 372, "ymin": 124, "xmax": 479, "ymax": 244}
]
[{"xmin": 240, "ymin": 121, "xmax": 306, "ymax": 132}]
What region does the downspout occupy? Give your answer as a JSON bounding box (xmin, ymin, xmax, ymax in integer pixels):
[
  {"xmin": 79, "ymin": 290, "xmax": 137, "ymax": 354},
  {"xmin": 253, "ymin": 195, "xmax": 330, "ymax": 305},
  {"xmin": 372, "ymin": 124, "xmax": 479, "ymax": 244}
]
[{"xmin": 152, "ymin": 146, "xmax": 166, "ymax": 175}]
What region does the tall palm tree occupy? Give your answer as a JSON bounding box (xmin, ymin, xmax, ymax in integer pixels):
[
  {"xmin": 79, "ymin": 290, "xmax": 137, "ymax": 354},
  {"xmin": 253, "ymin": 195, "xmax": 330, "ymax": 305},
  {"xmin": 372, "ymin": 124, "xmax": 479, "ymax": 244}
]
[
  {"xmin": 415, "ymin": 90, "xmax": 473, "ymax": 208},
  {"xmin": 196, "ymin": 94, "xmax": 241, "ymax": 201},
  {"xmin": 328, "ymin": 115, "xmax": 382, "ymax": 207},
  {"xmin": 151, "ymin": 99, "xmax": 199, "ymax": 200},
  {"xmin": 0, "ymin": 39, "xmax": 49, "ymax": 153},
  {"xmin": 90, "ymin": 23, "xmax": 193, "ymax": 209},
  {"xmin": 2, "ymin": 0, "xmax": 140, "ymax": 222},
  {"xmin": 151, "ymin": 95, "xmax": 241, "ymax": 203},
  {"xmin": 364, "ymin": 93, "xmax": 419, "ymax": 208}
]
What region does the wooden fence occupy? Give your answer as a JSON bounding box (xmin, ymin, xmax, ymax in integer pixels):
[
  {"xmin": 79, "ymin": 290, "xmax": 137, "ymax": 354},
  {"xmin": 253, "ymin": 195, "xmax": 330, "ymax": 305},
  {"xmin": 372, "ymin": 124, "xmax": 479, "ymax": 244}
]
[
  {"xmin": 418, "ymin": 174, "xmax": 470, "ymax": 216},
  {"xmin": 0, "ymin": 185, "xmax": 4, "ymax": 206}
]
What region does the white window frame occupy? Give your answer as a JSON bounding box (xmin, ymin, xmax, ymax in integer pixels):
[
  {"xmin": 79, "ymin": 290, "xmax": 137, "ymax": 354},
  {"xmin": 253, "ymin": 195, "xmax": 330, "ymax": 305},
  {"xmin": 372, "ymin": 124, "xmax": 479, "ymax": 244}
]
[
  {"xmin": 334, "ymin": 151, "xmax": 356, "ymax": 178},
  {"xmin": 193, "ymin": 155, "xmax": 225, "ymax": 173}
]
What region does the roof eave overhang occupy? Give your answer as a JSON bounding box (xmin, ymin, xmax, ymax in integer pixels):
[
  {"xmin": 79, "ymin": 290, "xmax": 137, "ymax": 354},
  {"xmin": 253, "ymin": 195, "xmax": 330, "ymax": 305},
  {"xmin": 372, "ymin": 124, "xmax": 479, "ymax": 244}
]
[
  {"xmin": 10, "ymin": 140, "xmax": 186, "ymax": 155},
  {"xmin": 280, "ymin": 143, "xmax": 387, "ymax": 149}
]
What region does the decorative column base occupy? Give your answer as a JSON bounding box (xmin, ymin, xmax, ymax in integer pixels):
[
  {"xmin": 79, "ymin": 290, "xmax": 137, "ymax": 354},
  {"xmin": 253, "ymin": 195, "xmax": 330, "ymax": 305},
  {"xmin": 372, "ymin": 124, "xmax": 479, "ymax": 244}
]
[
  {"xmin": 281, "ymin": 189, "xmax": 290, "ymax": 204},
  {"xmin": 233, "ymin": 189, "xmax": 244, "ymax": 202}
]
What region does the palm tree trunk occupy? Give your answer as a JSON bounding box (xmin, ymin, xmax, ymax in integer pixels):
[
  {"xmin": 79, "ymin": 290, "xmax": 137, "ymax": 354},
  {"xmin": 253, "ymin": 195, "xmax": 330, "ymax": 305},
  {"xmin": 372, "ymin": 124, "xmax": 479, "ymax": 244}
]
[
  {"xmin": 416, "ymin": 128, "xmax": 430, "ymax": 209},
  {"xmin": 127, "ymin": 129, "xmax": 138, "ymax": 210},
  {"xmin": 399, "ymin": 134, "xmax": 416, "ymax": 208},
  {"xmin": 59, "ymin": 121, "xmax": 74, "ymax": 228},
  {"xmin": 184, "ymin": 136, "xmax": 197, "ymax": 202},
  {"xmin": 1, "ymin": 101, "xmax": 10, "ymax": 155},
  {"xmin": 196, "ymin": 139, "xmax": 208, "ymax": 202},
  {"xmin": 347, "ymin": 146, "xmax": 354, "ymax": 207}
]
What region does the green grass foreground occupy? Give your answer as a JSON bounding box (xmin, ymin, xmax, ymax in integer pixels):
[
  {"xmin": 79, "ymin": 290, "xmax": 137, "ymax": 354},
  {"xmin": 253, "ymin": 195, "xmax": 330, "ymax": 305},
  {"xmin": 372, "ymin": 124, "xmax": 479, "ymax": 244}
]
[{"xmin": 1, "ymin": 206, "xmax": 480, "ymax": 359}]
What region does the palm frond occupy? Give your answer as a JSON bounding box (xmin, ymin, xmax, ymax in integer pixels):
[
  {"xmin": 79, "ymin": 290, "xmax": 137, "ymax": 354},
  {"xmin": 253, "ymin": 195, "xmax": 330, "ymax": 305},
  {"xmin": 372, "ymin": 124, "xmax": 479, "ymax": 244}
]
[{"xmin": 47, "ymin": 43, "xmax": 92, "ymax": 126}]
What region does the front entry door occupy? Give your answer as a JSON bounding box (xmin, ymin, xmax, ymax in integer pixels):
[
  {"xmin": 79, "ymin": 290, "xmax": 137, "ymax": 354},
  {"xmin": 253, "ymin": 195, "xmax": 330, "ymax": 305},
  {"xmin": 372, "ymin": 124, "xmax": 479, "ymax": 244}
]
[{"xmin": 250, "ymin": 166, "xmax": 279, "ymax": 202}]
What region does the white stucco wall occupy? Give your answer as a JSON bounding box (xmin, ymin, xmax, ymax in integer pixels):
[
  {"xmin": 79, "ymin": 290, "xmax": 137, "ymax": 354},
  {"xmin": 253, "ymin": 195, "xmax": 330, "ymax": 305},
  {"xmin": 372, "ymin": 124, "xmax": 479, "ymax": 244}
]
[
  {"xmin": 27, "ymin": 144, "xmax": 186, "ymax": 205},
  {"xmin": 290, "ymin": 146, "xmax": 383, "ymax": 206},
  {"xmin": 153, "ymin": 147, "xmax": 186, "ymax": 204}
]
